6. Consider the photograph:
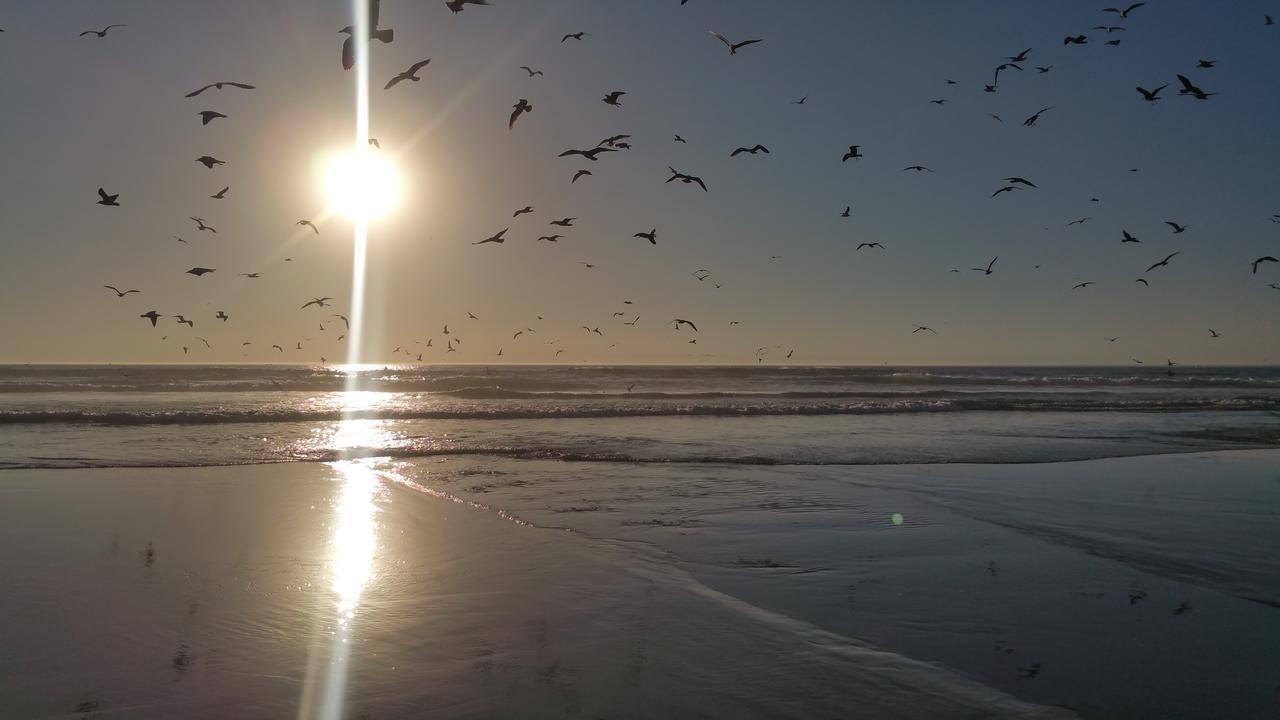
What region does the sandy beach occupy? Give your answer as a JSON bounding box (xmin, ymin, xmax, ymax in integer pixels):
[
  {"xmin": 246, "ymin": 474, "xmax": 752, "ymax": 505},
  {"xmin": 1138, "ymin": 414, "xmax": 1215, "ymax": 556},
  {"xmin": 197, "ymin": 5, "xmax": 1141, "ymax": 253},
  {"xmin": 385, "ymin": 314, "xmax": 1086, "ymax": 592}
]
[{"xmin": 2, "ymin": 450, "xmax": 1278, "ymax": 719}]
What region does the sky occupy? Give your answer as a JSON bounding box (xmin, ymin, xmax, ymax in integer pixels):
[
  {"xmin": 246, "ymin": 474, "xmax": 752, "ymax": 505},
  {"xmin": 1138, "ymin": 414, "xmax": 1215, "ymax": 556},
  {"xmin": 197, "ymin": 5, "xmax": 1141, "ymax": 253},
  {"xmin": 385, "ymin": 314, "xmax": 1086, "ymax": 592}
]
[{"xmin": 0, "ymin": 0, "xmax": 1278, "ymax": 365}]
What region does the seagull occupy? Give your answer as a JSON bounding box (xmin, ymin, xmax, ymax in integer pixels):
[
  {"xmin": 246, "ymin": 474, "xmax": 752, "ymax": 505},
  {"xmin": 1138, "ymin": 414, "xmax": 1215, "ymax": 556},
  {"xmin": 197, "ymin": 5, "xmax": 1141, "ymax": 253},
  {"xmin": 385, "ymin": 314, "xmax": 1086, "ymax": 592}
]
[
  {"xmin": 710, "ymin": 31, "xmax": 762, "ymax": 55},
  {"xmin": 216, "ymin": 311, "xmax": 229, "ymax": 321},
  {"xmin": 241, "ymin": 273, "xmax": 261, "ymax": 278},
  {"xmin": 509, "ymin": 98, "xmax": 533, "ymax": 129},
  {"xmin": 1136, "ymin": 84, "xmax": 1168, "ymax": 103},
  {"xmin": 1064, "ymin": 35, "xmax": 1088, "ymax": 45},
  {"xmin": 537, "ymin": 235, "xmax": 562, "ymax": 242},
  {"xmin": 601, "ymin": 91, "xmax": 626, "ymax": 106},
  {"xmin": 668, "ymin": 318, "xmax": 699, "ymax": 332},
  {"xmin": 96, "ymin": 188, "xmax": 120, "ymax": 206},
  {"xmin": 80, "ymin": 24, "xmax": 127, "ymax": 38},
  {"xmin": 1103, "ymin": 3, "xmax": 1145, "ymax": 18},
  {"xmin": 514, "ymin": 206, "xmax": 534, "ymax": 217},
  {"xmin": 624, "ymin": 316, "xmax": 639, "ymax": 326},
  {"xmin": 991, "ymin": 186, "xmax": 1020, "ymax": 197},
  {"xmin": 519, "ymin": 66, "xmax": 543, "ymax": 77},
  {"xmin": 1146, "ymin": 252, "xmax": 1179, "ymax": 272},
  {"xmin": 857, "ymin": 242, "xmax": 885, "ymax": 250},
  {"xmin": 297, "ymin": 220, "xmax": 319, "ymax": 234},
  {"xmin": 1036, "ymin": 65, "xmax": 1054, "ymax": 74},
  {"xmin": 445, "ymin": 0, "xmax": 491, "ymax": 13},
  {"xmin": 1122, "ymin": 230, "xmax": 1140, "ymax": 243},
  {"xmin": 340, "ymin": 0, "xmax": 394, "ymax": 70},
  {"xmin": 929, "ymin": 99, "xmax": 947, "ymax": 105},
  {"xmin": 1005, "ymin": 176, "xmax": 1036, "ymax": 187},
  {"xmin": 195, "ymin": 156, "xmax": 225, "ymax": 168},
  {"xmin": 301, "ymin": 297, "xmax": 333, "ymax": 309},
  {"xmin": 140, "ymin": 311, "xmax": 161, "ymax": 327},
  {"xmin": 972, "ymin": 257, "xmax": 998, "ymax": 275},
  {"xmin": 1135, "ymin": 278, "xmax": 1149, "ymax": 286},
  {"xmin": 474, "ymin": 228, "xmax": 509, "ymax": 245},
  {"xmin": 1067, "ymin": 217, "xmax": 1092, "ymax": 226},
  {"xmin": 272, "ymin": 344, "xmax": 284, "ymax": 353},
  {"xmin": 195, "ymin": 337, "xmax": 211, "ymax": 348},
  {"xmin": 902, "ymin": 165, "xmax": 933, "ymax": 172},
  {"xmin": 1107, "ymin": 337, "xmax": 1120, "ymax": 342},
  {"xmin": 198, "ymin": 110, "xmax": 227, "ymax": 126},
  {"xmin": 468, "ymin": 312, "xmax": 479, "ymax": 319},
  {"xmin": 1252, "ymin": 256, "xmax": 1278, "ymax": 274},
  {"xmin": 1023, "ymin": 107, "xmax": 1054, "ymax": 127},
  {"xmin": 174, "ymin": 315, "xmax": 194, "ymax": 327},
  {"xmin": 634, "ymin": 229, "xmax": 657, "ymax": 245},
  {"xmin": 335, "ymin": 314, "xmax": 350, "ymax": 328},
  {"xmin": 561, "ymin": 32, "xmax": 587, "ymax": 43},
  {"xmin": 730, "ymin": 144, "xmax": 769, "ymax": 156},
  {"xmin": 1007, "ymin": 48, "xmax": 1031, "ymax": 62},
  {"xmin": 841, "ymin": 206, "xmax": 851, "ymax": 217},
  {"xmin": 599, "ymin": 134, "xmax": 631, "ymax": 147},
  {"xmin": 1165, "ymin": 221, "xmax": 1187, "ymax": 234},
  {"xmin": 1208, "ymin": 329, "xmax": 1221, "ymax": 338},
  {"xmin": 1105, "ymin": 38, "xmax": 1122, "ymax": 46},
  {"xmin": 1196, "ymin": 59, "xmax": 1216, "ymax": 69},
  {"xmin": 571, "ymin": 169, "xmax": 592, "ymax": 183},
  {"xmin": 210, "ymin": 186, "xmax": 229, "ymax": 199},
  {"xmin": 186, "ymin": 267, "xmax": 215, "ymax": 276},
  {"xmin": 912, "ymin": 325, "xmax": 938, "ymax": 334},
  {"xmin": 792, "ymin": 95, "xmax": 808, "ymax": 105},
  {"xmin": 103, "ymin": 285, "xmax": 140, "ymax": 297},
  {"xmin": 1073, "ymin": 281, "xmax": 1095, "ymax": 289},
  {"xmin": 184, "ymin": 81, "xmax": 255, "ymax": 98},
  {"xmin": 550, "ymin": 217, "xmax": 576, "ymax": 227},
  {"xmin": 665, "ymin": 167, "xmax": 707, "ymax": 191},
  {"xmin": 842, "ymin": 145, "xmax": 863, "ymax": 161},
  {"xmin": 385, "ymin": 59, "xmax": 431, "ymax": 89},
  {"xmin": 989, "ymin": 113, "xmax": 1004, "ymax": 123},
  {"xmin": 674, "ymin": 134, "xmax": 687, "ymax": 143},
  {"xmin": 559, "ymin": 146, "xmax": 616, "ymax": 161},
  {"xmin": 1176, "ymin": 74, "xmax": 1215, "ymax": 99}
]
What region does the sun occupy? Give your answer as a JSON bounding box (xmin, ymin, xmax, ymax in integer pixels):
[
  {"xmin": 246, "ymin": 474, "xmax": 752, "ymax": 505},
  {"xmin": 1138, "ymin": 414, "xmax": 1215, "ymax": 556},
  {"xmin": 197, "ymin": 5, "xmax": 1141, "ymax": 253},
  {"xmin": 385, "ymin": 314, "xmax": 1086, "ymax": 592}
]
[{"xmin": 323, "ymin": 150, "xmax": 400, "ymax": 220}]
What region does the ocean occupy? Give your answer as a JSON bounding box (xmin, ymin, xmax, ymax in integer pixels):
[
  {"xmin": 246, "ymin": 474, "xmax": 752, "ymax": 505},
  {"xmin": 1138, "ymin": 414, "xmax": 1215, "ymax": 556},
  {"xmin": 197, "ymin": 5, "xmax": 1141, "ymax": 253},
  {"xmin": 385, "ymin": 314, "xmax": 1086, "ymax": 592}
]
[{"xmin": 2, "ymin": 364, "xmax": 1279, "ymax": 718}]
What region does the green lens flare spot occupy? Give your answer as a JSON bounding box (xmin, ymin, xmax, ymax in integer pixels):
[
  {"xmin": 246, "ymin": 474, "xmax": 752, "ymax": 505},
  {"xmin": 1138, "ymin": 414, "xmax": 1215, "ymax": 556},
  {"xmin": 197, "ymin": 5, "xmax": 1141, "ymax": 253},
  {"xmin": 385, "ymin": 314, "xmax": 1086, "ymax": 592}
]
[{"xmin": 891, "ymin": 513, "xmax": 904, "ymax": 526}]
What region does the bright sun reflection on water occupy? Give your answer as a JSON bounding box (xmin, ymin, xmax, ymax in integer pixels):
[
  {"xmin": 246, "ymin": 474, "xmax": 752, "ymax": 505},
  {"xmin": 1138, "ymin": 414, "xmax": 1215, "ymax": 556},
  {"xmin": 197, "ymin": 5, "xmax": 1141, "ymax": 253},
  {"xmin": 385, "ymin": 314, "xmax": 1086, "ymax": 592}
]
[{"xmin": 329, "ymin": 460, "xmax": 381, "ymax": 619}]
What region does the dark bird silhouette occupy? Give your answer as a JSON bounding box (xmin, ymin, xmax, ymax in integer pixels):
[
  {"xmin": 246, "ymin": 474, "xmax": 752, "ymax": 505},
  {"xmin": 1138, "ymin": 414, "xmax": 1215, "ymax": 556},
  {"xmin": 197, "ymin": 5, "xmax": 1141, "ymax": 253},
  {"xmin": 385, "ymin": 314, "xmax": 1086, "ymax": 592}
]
[
  {"xmin": 1252, "ymin": 256, "xmax": 1278, "ymax": 274},
  {"xmin": 1103, "ymin": 3, "xmax": 1145, "ymax": 18},
  {"xmin": 385, "ymin": 59, "xmax": 431, "ymax": 89},
  {"xmin": 186, "ymin": 267, "xmax": 215, "ymax": 276},
  {"xmin": 793, "ymin": 95, "xmax": 808, "ymax": 105},
  {"xmin": 1005, "ymin": 176, "xmax": 1036, "ymax": 187},
  {"xmin": 1105, "ymin": 38, "xmax": 1122, "ymax": 46},
  {"xmin": 991, "ymin": 186, "xmax": 1020, "ymax": 197},
  {"xmin": 103, "ymin": 285, "xmax": 139, "ymax": 297},
  {"xmin": 1196, "ymin": 59, "xmax": 1216, "ymax": 69},
  {"xmin": 1023, "ymin": 107, "xmax": 1054, "ymax": 126},
  {"xmin": 674, "ymin": 134, "xmax": 687, "ymax": 143},
  {"xmin": 730, "ymin": 144, "xmax": 770, "ymax": 156},
  {"xmin": 301, "ymin": 297, "xmax": 333, "ymax": 309},
  {"xmin": 1067, "ymin": 217, "xmax": 1092, "ymax": 226},
  {"xmin": 550, "ymin": 217, "xmax": 575, "ymax": 227},
  {"xmin": 520, "ymin": 66, "xmax": 543, "ymax": 77},
  {"xmin": 1176, "ymin": 74, "xmax": 1215, "ymax": 99},
  {"xmin": 1135, "ymin": 278, "xmax": 1149, "ymax": 286},
  {"xmin": 1266, "ymin": 15, "xmax": 1274, "ymax": 26},
  {"xmin": 1063, "ymin": 35, "xmax": 1088, "ymax": 45},
  {"xmin": 1107, "ymin": 337, "xmax": 1120, "ymax": 342},
  {"xmin": 340, "ymin": 0, "xmax": 394, "ymax": 70},
  {"xmin": 1095, "ymin": 25, "xmax": 1126, "ymax": 32},
  {"xmin": 599, "ymin": 134, "xmax": 631, "ymax": 147},
  {"xmin": 196, "ymin": 156, "xmax": 225, "ymax": 169},
  {"xmin": 912, "ymin": 325, "xmax": 938, "ymax": 334},
  {"xmin": 140, "ymin": 311, "xmax": 161, "ymax": 327},
  {"xmin": 210, "ymin": 186, "xmax": 229, "ymax": 199},
  {"xmin": 1136, "ymin": 84, "xmax": 1167, "ymax": 103},
  {"xmin": 1165, "ymin": 221, "xmax": 1187, "ymax": 234},
  {"xmin": 174, "ymin": 315, "xmax": 194, "ymax": 327},
  {"xmin": 297, "ymin": 220, "xmax": 319, "ymax": 234},
  {"xmin": 474, "ymin": 228, "xmax": 509, "ymax": 245},
  {"xmin": 216, "ymin": 311, "xmax": 229, "ymax": 322},
  {"xmin": 1073, "ymin": 281, "xmax": 1095, "ymax": 289},
  {"xmin": 856, "ymin": 242, "xmax": 885, "ymax": 250},
  {"xmin": 1121, "ymin": 230, "xmax": 1140, "ymax": 243},
  {"xmin": 96, "ymin": 188, "xmax": 120, "ymax": 206},
  {"xmin": 184, "ymin": 81, "xmax": 255, "ymax": 98},
  {"xmin": 842, "ymin": 145, "xmax": 863, "ymax": 162},
  {"xmin": 198, "ymin": 110, "xmax": 227, "ymax": 126},
  {"xmin": 559, "ymin": 146, "xmax": 616, "ymax": 161},
  {"xmin": 973, "ymin": 257, "xmax": 998, "ymax": 275},
  {"xmin": 537, "ymin": 235, "xmax": 562, "ymax": 242},
  {"xmin": 272, "ymin": 344, "xmax": 284, "ymax": 353},
  {"xmin": 1208, "ymin": 329, "xmax": 1221, "ymax": 338},
  {"xmin": 602, "ymin": 91, "xmax": 626, "ymax": 106},
  {"xmin": 665, "ymin": 167, "xmax": 707, "ymax": 191},
  {"xmin": 561, "ymin": 32, "xmax": 587, "ymax": 43},
  {"xmin": 903, "ymin": 165, "xmax": 934, "ymax": 173},
  {"xmin": 514, "ymin": 206, "xmax": 534, "ymax": 217},
  {"xmin": 335, "ymin": 314, "xmax": 350, "ymax": 329},
  {"xmin": 634, "ymin": 229, "xmax": 657, "ymax": 245},
  {"xmin": 80, "ymin": 24, "xmax": 127, "ymax": 38},
  {"xmin": 710, "ymin": 31, "xmax": 762, "ymax": 55},
  {"xmin": 841, "ymin": 206, "xmax": 851, "ymax": 217},
  {"xmin": 446, "ymin": 0, "xmax": 491, "ymax": 13},
  {"xmin": 929, "ymin": 99, "xmax": 947, "ymax": 105},
  {"xmin": 509, "ymin": 98, "xmax": 532, "ymax": 129},
  {"xmin": 571, "ymin": 169, "xmax": 592, "ymax": 183},
  {"xmin": 668, "ymin": 318, "xmax": 699, "ymax": 332},
  {"xmin": 1146, "ymin": 252, "xmax": 1179, "ymax": 272}
]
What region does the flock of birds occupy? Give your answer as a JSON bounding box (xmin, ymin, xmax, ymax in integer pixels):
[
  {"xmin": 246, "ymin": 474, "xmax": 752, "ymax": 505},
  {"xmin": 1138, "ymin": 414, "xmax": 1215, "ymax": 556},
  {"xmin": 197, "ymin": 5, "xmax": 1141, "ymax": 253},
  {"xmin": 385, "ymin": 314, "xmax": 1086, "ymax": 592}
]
[{"xmin": 9, "ymin": 1, "xmax": 1278, "ymax": 365}]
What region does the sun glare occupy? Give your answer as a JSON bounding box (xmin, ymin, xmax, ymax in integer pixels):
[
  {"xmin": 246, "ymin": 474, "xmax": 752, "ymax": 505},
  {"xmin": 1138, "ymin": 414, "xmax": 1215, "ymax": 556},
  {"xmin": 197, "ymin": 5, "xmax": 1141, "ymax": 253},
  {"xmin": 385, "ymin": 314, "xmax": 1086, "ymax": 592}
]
[{"xmin": 324, "ymin": 150, "xmax": 400, "ymax": 220}]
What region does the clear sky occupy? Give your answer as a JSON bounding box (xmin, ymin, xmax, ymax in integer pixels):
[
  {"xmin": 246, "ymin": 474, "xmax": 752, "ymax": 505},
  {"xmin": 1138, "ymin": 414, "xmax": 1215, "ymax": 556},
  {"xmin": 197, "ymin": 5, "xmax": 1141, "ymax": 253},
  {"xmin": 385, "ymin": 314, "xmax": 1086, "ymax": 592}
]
[{"xmin": 1, "ymin": 0, "xmax": 1278, "ymax": 365}]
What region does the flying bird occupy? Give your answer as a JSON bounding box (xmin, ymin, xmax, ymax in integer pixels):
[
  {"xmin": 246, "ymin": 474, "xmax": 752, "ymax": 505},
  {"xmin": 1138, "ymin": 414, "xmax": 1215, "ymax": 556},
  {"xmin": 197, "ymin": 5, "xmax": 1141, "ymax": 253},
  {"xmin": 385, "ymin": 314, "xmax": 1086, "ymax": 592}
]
[
  {"xmin": 991, "ymin": 186, "xmax": 1020, "ymax": 197},
  {"xmin": 445, "ymin": 0, "xmax": 491, "ymax": 13},
  {"xmin": 842, "ymin": 145, "xmax": 863, "ymax": 161},
  {"xmin": 96, "ymin": 188, "xmax": 120, "ymax": 206},
  {"xmin": 198, "ymin": 110, "xmax": 227, "ymax": 125},
  {"xmin": 1135, "ymin": 278, "xmax": 1150, "ymax": 286},
  {"xmin": 902, "ymin": 165, "xmax": 933, "ymax": 173},
  {"xmin": 80, "ymin": 24, "xmax": 127, "ymax": 38},
  {"xmin": 210, "ymin": 186, "xmax": 229, "ymax": 199},
  {"xmin": 184, "ymin": 81, "xmax": 255, "ymax": 98},
  {"xmin": 1005, "ymin": 176, "xmax": 1036, "ymax": 187},
  {"xmin": 1251, "ymin": 256, "xmax": 1278, "ymax": 274},
  {"xmin": 1176, "ymin": 74, "xmax": 1215, "ymax": 99},
  {"xmin": 297, "ymin": 220, "xmax": 319, "ymax": 234},
  {"xmin": 1023, "ymin": 107, "xmax": 1054, "ymax": 126},
  {"xmin": 1073, "ymin": 282, "xmax": 1095, "ymax": 289},
  {"xmin": 509, "ymin": 98, "xmax": 532, "ymax": 129},
  {"xmin": 140, "ymin": 311, "xmax": 161, "ymax": 327},
  {"xmin": 520, "ymin": 66, "xmax": 543, "ymax": 77},
  {"xmin": 186, "ymin": 267, "xmax": 215, "ymax": 276},
  {"xmin": 601, "ymin": 91, "xmax": 626, "ymax": 106},
  {"xmin": 792, "ymin": 95, "xmax": 808, "ymax": 105},
  {"xmin": 340, "ymin": 0, "xmax": 394, "ymax": 70},
  {"xmin": 571, "ymin": 169, "xmax": 592, "ymax": 183},
  {"xmin": 856, "ymin": 242, "xmax": 884, "ymax": 250},
  {"xmin": 599, "ymin": 134, "xmax": 631, "ymax": 147},
  {"xmin": 912, "ymin": 325, "xmax": 938, "ymax": 334},
  {"xmin": 841, "ymin": 206, "xmax": 851, "ymax": 217},
  {"xmin": 103, "ymin": 285, "xmax": 140, "ymax": 297},
  {"xmin": 385, "ymin": 59, "xmax": 431, "ymax": 89},
  {"xmin": 1136, "ymin": 84, "xmax": 1168, "ymax": 103},
  {"xmin": 474, "ymin": 228, "xmax": 509, "ymax": 245},
  {"xmin": 1103, "ymin": 3, "xmax": 1145, "ymax": 18},
  {"xmin": 216, "ymin": 311, "xmax": 229, "ymax": 321},
  {"xmin": 196, "ymin": 156, "xmax": 225, "ymax": 168},
  {"xmin": 513, "ymin": 206, "xmax": 534, "ymax": 217},
  {"xmin": 674, "ymin": 135, "xmax": 687, "ymax": 143},
  {"xmin": 1064, "ymin": 35, "xmax": 1088, "ymax": 45},
  {"xmin": 1121, "ymin": 230, "xmax": 1140, "ymax": 243},
  {"xmin": 634, "ymin": 229, "xmax": 657, "ymax": 245},
  {"xmin": 241, "ymin": 273, "xmax": 261, "ymax": 278},
  {"xmin": 174, "ymin": 315, "xmax": 194, "ymax": 327},
  {"xmin": 1208, "ymin": 329, "xmax": 1221, "ymax": 338},
  {"xmin": 1146, "ymin": 252, "xmax": 1179, "ymax": 272},
  {"xmin": 550, "ymin": 217, "xmax": 575, "ymax": 227},
  {"xmin": 561, "ymin": 32, "xmax": 587, "ymax": 43},
  {"xmin": 972, "ymin": 257, "xmax": 998, "ymax": 275},
  {"xmin": 1197, "ymin": 59, "xmax": 1216, "ymax": 69},
  {"xmin": 559, "ymin": 146, "xmax": 615, "ymax": 161},
  {"xmin": 1165, "ymin": 221, "xmax": 1187, "ymax": 234},
  {"xmin": 537, "ymin": 235, "xmax": 562, "ymax": 242},
  {"xmin": 730, "ymin": 144, "xmax": 769, "ymax": 156},
  {"xmin": 668, "ymin": 318, "xmax": 699, "ymax": 332},
  {"xmin": 301, "ymin": 297, "xmax": 333, "ymax": 309},
  {"xmin": 665, "ymin": 167, "xmax": 707, "ymax": 191},
  {"xmin": 709, "ymin": 31, "xmax": 762, "ymax": 55},
  {"xmin": 1036, "ymin": 65, "xmax": 1053, "ymax": 73}
]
